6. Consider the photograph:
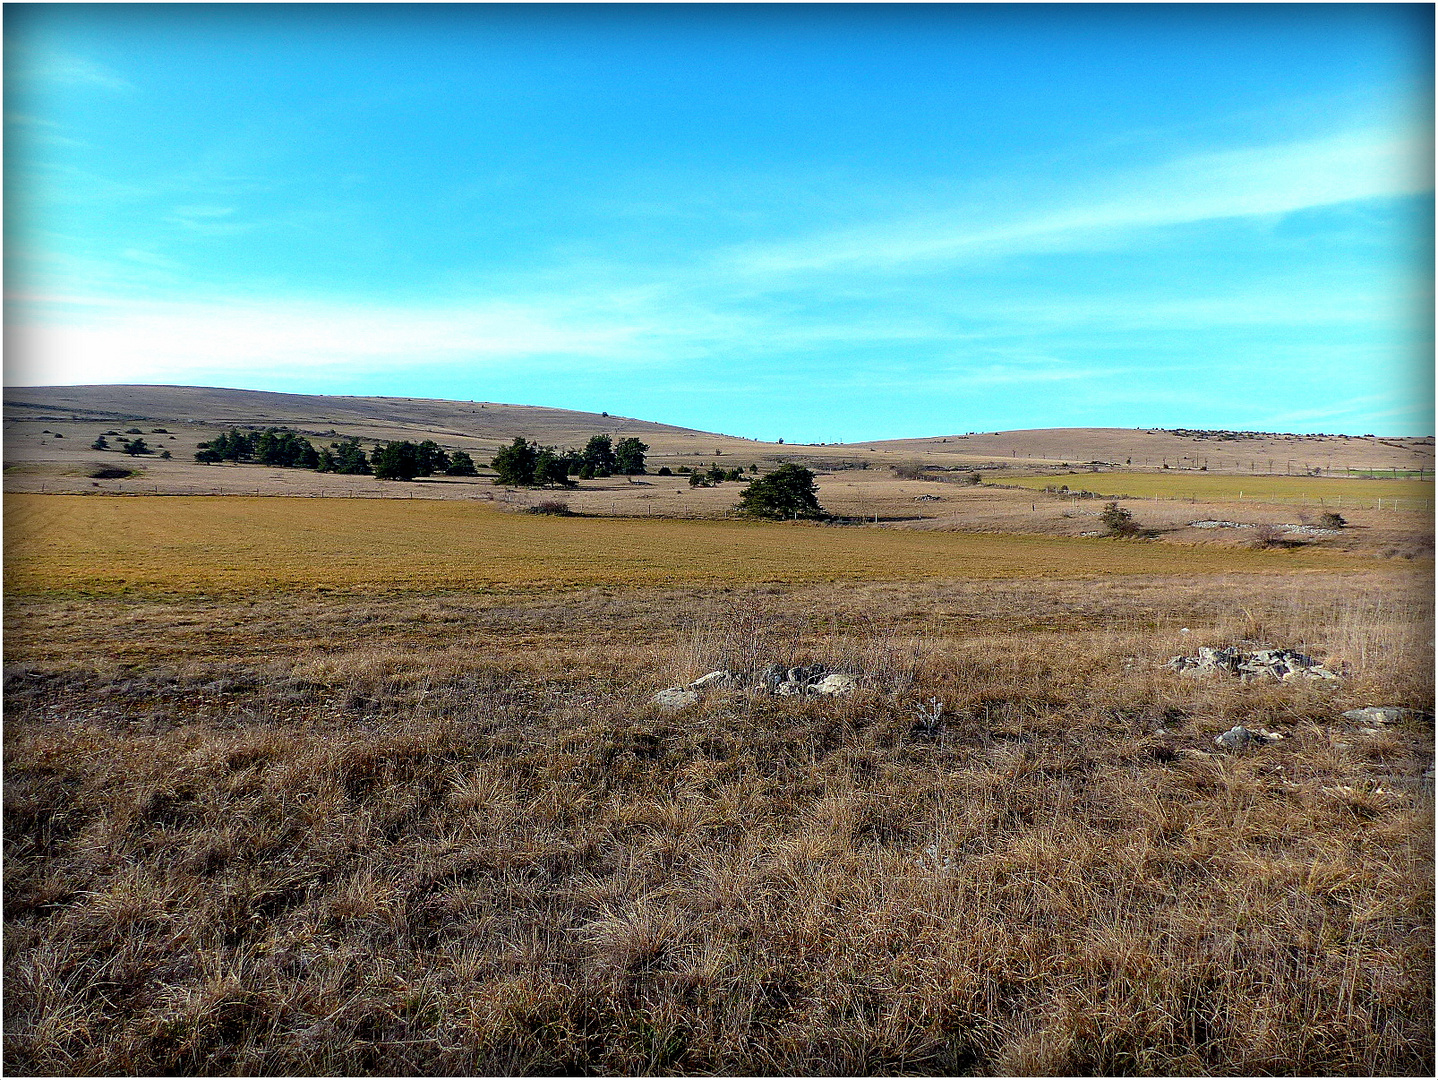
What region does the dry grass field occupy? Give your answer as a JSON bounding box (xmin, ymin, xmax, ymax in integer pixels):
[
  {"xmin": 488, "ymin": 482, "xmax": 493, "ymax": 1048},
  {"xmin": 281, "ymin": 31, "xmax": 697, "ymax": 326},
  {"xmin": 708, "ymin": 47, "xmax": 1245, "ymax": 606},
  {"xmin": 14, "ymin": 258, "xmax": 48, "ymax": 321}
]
[
  {"xmin": 4, "ymin": 391, "xmax": 1434, "ymax": 1075},
  {"xmin": 1003, "ymin": 472, "xmax": 1434, "ymax": 512},
  {"xmin": 1, "ymin": 494, "xmax": 1386, "ymax": 597},
  {"xmin": 4, "ymin": 486, "xmax": 1434, "ymax": 1075}
]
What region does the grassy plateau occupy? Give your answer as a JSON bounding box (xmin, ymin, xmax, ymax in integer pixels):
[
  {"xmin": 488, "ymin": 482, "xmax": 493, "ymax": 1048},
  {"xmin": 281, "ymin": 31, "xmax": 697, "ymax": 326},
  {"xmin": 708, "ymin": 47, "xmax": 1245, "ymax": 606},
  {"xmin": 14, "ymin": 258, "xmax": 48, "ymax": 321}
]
[
  {"xmin": 1002, "ymin": 473, "xmax": 1434, "ymax": 511},
  {"xmin": 4, "ymin": 491, "xmax": 1434, "ymax": 1076}
]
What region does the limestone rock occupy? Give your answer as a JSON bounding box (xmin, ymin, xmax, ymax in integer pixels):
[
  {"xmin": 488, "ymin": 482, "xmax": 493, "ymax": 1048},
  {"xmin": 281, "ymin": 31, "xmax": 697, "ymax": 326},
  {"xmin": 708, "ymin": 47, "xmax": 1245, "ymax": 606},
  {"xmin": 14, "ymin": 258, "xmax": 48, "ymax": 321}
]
[
  {"xmin": 651, "ymin": 687, "xmax": 700, "ymax": 712},
  {"xmin": 690, "ymin": 670, "xmax": 733, "ymax": 690},
  {"xmin": 812, "ymin": 673, "xmax": 858, "ymax": 696},
  {"xmin": 1342, "ymin": 706, "xmax": 1407, "ymax": 725},
  {"xmin": 1214, "ymin": 725, "xmax": 1283, "ymax": 750}
]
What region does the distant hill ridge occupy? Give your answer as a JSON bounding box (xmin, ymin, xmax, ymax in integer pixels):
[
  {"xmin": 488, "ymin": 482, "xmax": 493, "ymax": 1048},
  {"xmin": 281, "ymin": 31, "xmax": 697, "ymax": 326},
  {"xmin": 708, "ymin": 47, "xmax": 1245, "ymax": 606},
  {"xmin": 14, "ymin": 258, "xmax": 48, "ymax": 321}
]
[{"xmin": 4, "ymin": 384, "xmax": 1432, "ymax": 471}]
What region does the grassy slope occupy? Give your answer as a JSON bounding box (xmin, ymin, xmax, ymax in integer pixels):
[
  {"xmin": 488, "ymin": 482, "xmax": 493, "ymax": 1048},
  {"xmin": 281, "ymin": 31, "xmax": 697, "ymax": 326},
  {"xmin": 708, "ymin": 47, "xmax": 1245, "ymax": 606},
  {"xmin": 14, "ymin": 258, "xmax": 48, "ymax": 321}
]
[
  {"xmin": 4, "ymin": 493, "xmax": 1381, "ymax": 595},
  {"xmin": 1005, "ymin": 471, "xmax": 1434, "ymax": 508}
]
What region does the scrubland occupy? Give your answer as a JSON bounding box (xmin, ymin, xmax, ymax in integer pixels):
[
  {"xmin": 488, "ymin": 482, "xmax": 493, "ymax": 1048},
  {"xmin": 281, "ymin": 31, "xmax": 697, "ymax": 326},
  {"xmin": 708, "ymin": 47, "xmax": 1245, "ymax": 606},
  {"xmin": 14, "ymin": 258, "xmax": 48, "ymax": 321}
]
[{"xmin": 4, "ymin": 492, "xmax": 1434, "ymax": 1076}]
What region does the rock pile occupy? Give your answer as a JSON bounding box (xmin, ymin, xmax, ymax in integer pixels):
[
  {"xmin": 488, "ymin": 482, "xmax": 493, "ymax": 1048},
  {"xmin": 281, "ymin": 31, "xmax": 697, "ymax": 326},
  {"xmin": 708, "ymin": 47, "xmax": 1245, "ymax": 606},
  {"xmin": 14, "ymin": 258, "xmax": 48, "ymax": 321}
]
[
  {"xmin": 1166, "ymin": 646, "xmax": 1339, "ymax": 681},
  {"xmin": 651, "ymin": 664, "xmax": 858, "ymax": 711},
  {"xmin": 1214, "ymin": 725, "xmax": 1284, "ymax": 750}
]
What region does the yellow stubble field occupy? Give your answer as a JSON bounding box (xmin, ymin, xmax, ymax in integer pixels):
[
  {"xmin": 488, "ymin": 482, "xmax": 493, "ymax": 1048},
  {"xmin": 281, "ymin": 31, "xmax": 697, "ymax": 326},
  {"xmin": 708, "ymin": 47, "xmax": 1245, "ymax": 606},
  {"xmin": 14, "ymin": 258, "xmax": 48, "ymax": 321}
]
[{"xmin": 4, "ymin": 492, "xmax": 1382, "ymax": 595}]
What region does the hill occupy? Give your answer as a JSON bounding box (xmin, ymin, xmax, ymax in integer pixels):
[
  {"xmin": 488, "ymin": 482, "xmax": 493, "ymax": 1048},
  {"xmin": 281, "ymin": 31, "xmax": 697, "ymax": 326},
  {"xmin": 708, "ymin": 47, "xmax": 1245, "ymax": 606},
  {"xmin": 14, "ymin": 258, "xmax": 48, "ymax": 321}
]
[{"xmin": 5, "ymin": 384, "xmax": 1432, "ymax": 477}]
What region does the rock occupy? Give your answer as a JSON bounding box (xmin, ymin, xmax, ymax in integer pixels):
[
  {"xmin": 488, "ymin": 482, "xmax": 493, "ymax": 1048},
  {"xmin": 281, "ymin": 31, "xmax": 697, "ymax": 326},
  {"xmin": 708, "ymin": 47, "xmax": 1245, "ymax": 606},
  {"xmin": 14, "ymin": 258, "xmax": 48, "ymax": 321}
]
[
  {"xmin": 774, "ymin": 680, "xmax": 807, "ymax": 696},
  {"xmin": 812, "ymin": 673, "xmax": 857, "ymax": 696},
  {"xmin": 760, "ymin": 663, "xmax": 789, "ymax": 689},
  {"xmin": 651, "ymin": 687, "xmax": 699, "ymax": 712},
  {"xmin": 788, "ymin": 664, "xmax": 827, "ymax": 685},
  {"xmin": 1214, "ymin": 725, "xmax": 1283, "ymax": 750},
  {"xmin": 1168, "ymin": 645, "xmax": 1340, "ymax": 682},
  {"xmin": 1342, "ymin": 706, "xmax": 1407, "ymax": 725},
  {"xmin": 690, "ymin": 670, "xmax": 732, "ymax": 690}
]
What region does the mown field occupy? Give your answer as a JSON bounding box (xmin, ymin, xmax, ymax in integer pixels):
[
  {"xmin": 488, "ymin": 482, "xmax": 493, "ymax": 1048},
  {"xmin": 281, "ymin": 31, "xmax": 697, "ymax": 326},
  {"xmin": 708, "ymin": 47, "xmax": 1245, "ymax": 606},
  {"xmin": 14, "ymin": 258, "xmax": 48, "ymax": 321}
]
[
  {"xmin": 4, "ymin": 493, "xmax": 1433, "ymax": 1076},
  {"xmin": 1003, "ymin": 472, "xmax": 1434, "ymax": 511},
  {"xmin": 1, "ymin": 494, "xmax": 1378, "ymax": 596}
]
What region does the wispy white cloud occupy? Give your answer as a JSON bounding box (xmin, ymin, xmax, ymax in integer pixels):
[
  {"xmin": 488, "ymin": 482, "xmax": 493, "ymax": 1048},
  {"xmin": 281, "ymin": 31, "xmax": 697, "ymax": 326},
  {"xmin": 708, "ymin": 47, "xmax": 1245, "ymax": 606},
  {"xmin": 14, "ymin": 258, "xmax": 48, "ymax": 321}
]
[
  {"xmin": 4, "ymin": 294, "xmax": 654, "ymax": 388},
  {"xmin": 16, "ymin": 50, "xmax": 133, "ymax": 92},
  {"xmin": 724, "ymin": 128, "xmax": 1432, "ymax": 277}
]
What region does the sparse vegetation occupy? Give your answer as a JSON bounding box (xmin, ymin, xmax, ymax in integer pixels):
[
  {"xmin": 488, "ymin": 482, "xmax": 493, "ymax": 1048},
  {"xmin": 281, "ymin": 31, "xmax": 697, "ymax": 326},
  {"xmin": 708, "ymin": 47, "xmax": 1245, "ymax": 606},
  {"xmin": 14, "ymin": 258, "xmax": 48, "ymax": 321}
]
[
  {"xmin": 3, "ymin": 567, "xmax": 1432, "ymax": 1076},
  {"xmin": 1099, "ymin": 500, "xmax": 1141, "ymax": 538}
]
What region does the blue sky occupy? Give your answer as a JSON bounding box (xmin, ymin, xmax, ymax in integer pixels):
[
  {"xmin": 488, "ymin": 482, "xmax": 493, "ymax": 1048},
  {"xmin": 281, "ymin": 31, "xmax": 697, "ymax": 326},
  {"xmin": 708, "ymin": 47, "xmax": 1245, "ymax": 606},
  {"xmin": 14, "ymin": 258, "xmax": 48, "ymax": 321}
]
[{"xmin": 5, "ymin": 3, "xmax": 1433, "ymax": 440}]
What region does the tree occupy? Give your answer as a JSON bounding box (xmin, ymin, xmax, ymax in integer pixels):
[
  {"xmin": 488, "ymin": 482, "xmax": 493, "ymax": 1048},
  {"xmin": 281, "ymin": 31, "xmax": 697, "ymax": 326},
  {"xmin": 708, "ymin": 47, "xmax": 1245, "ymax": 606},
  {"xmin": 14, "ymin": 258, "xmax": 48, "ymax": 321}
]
[
  {"xmin": 581, "ymin": 435, "xmax": 617, "ymax": 477},
  {"xmin": 533, "ymin": 449, "xmax": 574, "ymax": 488},
  {"xmin": 445, "ymin": 450, "xmax": 478, "ymax": 476},
  {"xmin": 415, "ymin": 440, "xmax": 449, "ymax": 477},
  {"xmin": 317, "ymin": 438, "xmax": 371, "ymax": 475},
  {"xmin": 491, "ymin": 438, "xmax": 539, "ymax": 486},
  {"xmin": 91, "ymin": 436, "xmax": 108, "ymax": 450},
  {"xmin": 372, "ymin": 441, "xmax": 420, "ymax": 481},
  {"xmin": 253, "ymin": 428, "xmax": 318, "ymax": 469},
  {"xmin": 614, "ymin": 437, "xmax": 649, "ymax": 475},
  {"xmin": 121, "ymin": 437, "xmax": 151, "ymax": 456},
  {"xmin": 1099, "ymin": 501, "xmax": 1140, "ymax": 537},
  {"xmin": 736, "ymin": 465, "xmax": 826, "ymax": 519}
]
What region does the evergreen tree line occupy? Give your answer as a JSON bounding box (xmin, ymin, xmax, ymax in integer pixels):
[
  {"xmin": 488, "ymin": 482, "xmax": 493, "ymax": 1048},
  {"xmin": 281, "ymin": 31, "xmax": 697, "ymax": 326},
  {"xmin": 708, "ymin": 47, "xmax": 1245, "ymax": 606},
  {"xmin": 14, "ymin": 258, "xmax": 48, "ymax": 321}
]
[
  {"xmin": 194, "ymin": 428, "xmax": 477, "ymax": 480},
  {"xmin": 491, "ymin": 435, "xmax": 648, "ymax": 487}
]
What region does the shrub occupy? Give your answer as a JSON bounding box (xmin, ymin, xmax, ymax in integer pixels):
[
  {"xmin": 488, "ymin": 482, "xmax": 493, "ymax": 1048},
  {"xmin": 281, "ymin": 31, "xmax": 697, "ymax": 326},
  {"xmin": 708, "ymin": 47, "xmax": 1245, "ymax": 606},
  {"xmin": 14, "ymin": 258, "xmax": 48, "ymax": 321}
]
[
  {"xmin": 86, "ymin": 464, "xmax": 135, "ymax": 479},
  {"xmin": 1251, "ymin": 524, "xmax": 1299, "ymax": 549},
  {"xmin": 527, "ymin": 500, "xmax": 573, "ymax": 515},
  {"xmin": 656, "ymin": 467, "xmax": 673, "ymax": 476},
  {"xmin": 90, "ymin": 436, "xmax": 108, "ymax": 450},
  {"xmin": 894, "ymin": 461, "xmax": 926, "ymax": 480},
  {"xmin": 1099, "ymin": 502, "xmax": 1140, "ymax": 538},
  {"xmin": 1318, "ymin": 511, "xmax": 1347, "ymax": 529}
]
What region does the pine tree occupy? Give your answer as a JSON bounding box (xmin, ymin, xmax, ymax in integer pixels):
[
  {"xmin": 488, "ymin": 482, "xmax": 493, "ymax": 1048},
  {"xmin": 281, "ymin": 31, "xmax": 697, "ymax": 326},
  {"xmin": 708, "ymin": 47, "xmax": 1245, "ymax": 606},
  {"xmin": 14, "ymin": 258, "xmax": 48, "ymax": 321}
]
[{"xmin": 736, "ymin": 465, "xmax": 826, "ymax": 519}]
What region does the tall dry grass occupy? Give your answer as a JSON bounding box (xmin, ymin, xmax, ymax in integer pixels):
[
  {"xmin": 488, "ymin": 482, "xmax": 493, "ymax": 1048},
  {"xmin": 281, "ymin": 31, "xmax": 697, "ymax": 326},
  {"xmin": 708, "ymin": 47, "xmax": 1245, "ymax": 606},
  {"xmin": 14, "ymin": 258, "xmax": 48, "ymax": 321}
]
[{"xmin": 4, "ymin": 571, "xmax": 1432, "ymax": 1075}]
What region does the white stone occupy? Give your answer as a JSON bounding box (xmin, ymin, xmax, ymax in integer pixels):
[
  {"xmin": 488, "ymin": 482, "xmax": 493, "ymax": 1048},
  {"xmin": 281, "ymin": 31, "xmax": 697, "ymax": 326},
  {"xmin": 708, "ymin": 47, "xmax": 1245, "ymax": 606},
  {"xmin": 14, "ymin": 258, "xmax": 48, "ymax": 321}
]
[
  {"xmin": 1342, "ymin": 706, "xmax": 1407, "ymax": 725},
  {"xmin": 651, "ymin": 687, "xmax": 699, "ymax": 712},
  {"xmin": 690, "ymin": 670, "xmax": 732, "ymax": 690},
  {"xmin": 812, "ymin": 673, "xmax": 858, "ymax": 696}
]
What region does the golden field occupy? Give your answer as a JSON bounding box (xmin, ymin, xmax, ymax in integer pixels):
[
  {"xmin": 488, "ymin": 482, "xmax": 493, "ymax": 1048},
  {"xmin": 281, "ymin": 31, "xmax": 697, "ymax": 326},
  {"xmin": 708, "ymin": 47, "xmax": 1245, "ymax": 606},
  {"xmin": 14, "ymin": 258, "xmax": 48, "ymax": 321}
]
[{"xmin": 3, "ymin": 493, "xmax": 1383, "ymax": 596}]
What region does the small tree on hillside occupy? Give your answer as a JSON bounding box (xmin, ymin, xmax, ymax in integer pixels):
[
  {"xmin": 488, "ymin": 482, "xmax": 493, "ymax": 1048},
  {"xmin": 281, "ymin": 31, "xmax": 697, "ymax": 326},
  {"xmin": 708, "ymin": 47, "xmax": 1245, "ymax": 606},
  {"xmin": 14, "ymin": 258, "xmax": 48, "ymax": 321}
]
[
  {"xmin": 736, "ymin": 464, "xmax": 826, "ymax": 520},
  {"xmin": 614, "ymin": 437, "xmax": 649, "ymax": 475},
  {"xmin": 582, "ymin": 435, "xmax": 618, "ymax": 477},
  {"xmin": 491, "ymin": 438, "xmax": 539, "ymax": 486},
  {"xmin": 534, "ymin": 449, "xmax": 575, "ymax": 488}
]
